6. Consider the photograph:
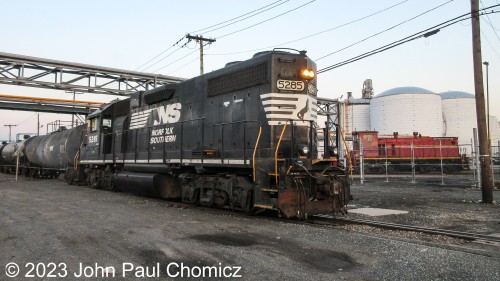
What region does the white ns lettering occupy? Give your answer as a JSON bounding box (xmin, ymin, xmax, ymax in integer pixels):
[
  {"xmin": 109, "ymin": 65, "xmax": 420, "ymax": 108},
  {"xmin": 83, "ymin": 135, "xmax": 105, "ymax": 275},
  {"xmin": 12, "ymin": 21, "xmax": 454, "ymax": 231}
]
[{"xmin": 154, "ymin": 103, "xmax": 182, "ymax": 125}]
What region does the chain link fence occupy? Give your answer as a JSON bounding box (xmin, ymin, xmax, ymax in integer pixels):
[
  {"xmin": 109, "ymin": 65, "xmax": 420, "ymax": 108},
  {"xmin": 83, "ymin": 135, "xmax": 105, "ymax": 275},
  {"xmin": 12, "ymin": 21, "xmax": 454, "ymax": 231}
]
[{"xmin": 351, "ymin": 144, "xmax": 499, "ymax": 188}]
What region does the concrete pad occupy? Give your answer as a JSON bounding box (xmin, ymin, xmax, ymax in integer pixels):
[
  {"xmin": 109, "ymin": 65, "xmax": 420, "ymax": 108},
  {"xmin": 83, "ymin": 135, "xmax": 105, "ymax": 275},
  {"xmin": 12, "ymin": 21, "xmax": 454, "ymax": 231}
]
[{"xmin": 349, "ymin": 207, "xmax": 409, "ymax": 216}]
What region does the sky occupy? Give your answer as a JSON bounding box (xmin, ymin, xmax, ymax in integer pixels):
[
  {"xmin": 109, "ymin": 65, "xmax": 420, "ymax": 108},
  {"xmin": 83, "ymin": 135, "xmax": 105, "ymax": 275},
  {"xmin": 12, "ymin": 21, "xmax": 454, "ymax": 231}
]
[{"xmin": 1, "ymin": 0, "xmax": 499, "ymax": 141}]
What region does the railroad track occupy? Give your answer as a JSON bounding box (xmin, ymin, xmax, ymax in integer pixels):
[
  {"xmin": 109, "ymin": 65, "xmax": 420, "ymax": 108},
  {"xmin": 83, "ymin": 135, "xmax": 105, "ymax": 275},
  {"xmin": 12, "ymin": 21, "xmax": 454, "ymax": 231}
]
[{"xmin": 312, "ymin": 214, "xmax": 500, "ymax": 244}]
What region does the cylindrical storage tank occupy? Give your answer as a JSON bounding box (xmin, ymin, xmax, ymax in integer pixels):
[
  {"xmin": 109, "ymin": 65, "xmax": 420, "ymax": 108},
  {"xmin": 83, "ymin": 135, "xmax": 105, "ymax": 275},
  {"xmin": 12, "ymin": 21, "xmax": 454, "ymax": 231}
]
[
  {"xmin": 344, "ymin": 98, "xmax": 371, "ymax": 133},
  {"xmin": 25, "ymin": 124, "xmax": 86, "ymax": 169},
  {"xmin": 370, "ymin": 87, "xmax": 443, "ymax": 137},
  {"xmin": 489, "ymin": 115, "xmax": 500, "ymax": 145},
  {"xmin": 440, "ymin": 91, "xmax": 477, "ymax": 154}
]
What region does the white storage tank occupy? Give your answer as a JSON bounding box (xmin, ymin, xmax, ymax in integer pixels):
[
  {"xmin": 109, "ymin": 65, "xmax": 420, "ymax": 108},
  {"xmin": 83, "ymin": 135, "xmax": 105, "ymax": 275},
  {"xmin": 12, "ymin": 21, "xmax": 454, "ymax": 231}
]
[
  {"xmin": 440, "ymin": 91, "xmax": 477, "ymax": 153},
  {"xmin": 489, "ymin": 115, "xmax": 500, "ymax": 145},
  {"xmin": 344, "ymin": 98, "xmax": 371, "ymax": 133},
  {"xmin": 370, "ymin": 86, "xmax": 443, "ymax": 137}
]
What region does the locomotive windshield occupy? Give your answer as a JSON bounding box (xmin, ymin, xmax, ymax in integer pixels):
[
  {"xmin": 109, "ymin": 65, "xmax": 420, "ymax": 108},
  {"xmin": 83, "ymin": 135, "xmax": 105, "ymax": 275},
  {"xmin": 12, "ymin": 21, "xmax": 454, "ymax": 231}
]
[{"xmin": 102, "ymin": 118, "xmax": 112, "ymax": 128}]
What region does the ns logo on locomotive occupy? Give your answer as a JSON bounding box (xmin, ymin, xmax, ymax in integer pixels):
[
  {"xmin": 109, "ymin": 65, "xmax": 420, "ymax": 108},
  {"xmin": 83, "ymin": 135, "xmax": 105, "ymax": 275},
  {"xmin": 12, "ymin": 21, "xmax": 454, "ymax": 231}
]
[{"xmin": 4, "ymin": 49, "xmax": 351, "ymax": 219}]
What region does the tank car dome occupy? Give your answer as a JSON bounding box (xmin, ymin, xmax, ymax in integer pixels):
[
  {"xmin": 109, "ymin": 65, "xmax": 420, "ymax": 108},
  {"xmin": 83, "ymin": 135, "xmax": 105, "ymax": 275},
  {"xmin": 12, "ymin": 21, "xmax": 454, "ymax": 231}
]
[
  {"xmin": 440, "ymin": 91, "xmax": 475, "ymax": 99},
  {"xmin": 370, "ymin": 86, "xmax": 443, "ymax": 137}
]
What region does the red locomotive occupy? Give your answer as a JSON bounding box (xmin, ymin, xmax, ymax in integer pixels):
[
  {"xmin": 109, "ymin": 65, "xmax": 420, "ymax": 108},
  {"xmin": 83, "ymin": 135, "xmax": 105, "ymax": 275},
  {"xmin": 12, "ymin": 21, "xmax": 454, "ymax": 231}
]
[{"xmin": 351, "ymin": 131, "xmax": 466, "ymax": 173}]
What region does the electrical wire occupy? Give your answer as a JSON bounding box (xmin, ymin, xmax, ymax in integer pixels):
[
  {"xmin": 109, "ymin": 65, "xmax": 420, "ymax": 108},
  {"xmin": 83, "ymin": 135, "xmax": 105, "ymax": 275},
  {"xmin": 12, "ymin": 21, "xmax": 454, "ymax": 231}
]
[
  {"xmin": 166, "ymin": 56, "xmax": 200, "ymax": 75},
  {"xmin": 137, "ymin": 0, "xmax": 288, "ymax": 71},
  {"xmin": 317, "ymin": 6, "xmax": 500, "ymax": 73},
  {"xmin": 480, "ymin": 0, "xmax": 500, "ymax": 41},
  {"xmin": 316, "ymin": 0, "xmax": 454, "ymax": 61},
  {"xmin": 135, "ymin": 36, "xmax": 186, "ymax": 71},
  {"xmin": 146, "ymin": 0, "xmax": 316, "ymax": 72},
  {"xmin": 153, "ymin": 48, "xmax": 199, "ymax": 73},
  {"xmin": 140, "ymin": 46, "xmax": 184, "ymax": 72},
  {"xmin": 216, "ymin": 0, "xmax": 317, "ymax": 39},
  {"xmin": 206, "ymin": 0, "xmax": 410, "ymax": 56},
  {"xmin": 193, "ymin": 0, "xmax": 291, "ymax": 34},
  {"xmin": 481, "ymin": 29, "xmax": 500, "ymax": 58}
]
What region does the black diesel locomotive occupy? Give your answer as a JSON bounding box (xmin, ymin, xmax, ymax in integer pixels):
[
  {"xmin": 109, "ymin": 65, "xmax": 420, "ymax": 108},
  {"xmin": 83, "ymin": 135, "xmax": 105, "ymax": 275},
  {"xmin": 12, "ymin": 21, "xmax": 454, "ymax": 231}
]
[{"xmin": 6, "ymin": 50, "xmax": 351, "ymax": 219}]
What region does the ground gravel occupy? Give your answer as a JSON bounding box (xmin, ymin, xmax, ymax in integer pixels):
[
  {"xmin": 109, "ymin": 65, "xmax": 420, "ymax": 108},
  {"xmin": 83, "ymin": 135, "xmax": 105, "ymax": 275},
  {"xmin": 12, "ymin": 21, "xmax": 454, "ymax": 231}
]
[{"xmin": 0, "ymin": 173, "xmax": 499, "ymax": 280}]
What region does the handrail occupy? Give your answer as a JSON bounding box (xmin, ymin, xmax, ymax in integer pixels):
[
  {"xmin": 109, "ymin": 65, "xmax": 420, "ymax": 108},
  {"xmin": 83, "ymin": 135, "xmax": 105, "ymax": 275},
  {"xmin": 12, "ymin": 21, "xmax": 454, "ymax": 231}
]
[
  {"xmin": 339, "ymin": 129, "xmax": 353, "ymax": 181},
  {"xmin": 73, "ymin": 150, "xmax": 79, "ymax": 171},
  {"xmin": 275, "ymin": 122, "xmax": 288, "ymax": 183},
  {"xmin": 252, "ymin": 125, "xmax": 263, "ymax": 182},
  {"xmin": 107, "ymin": 118, "xmax": 263, "ymax": 165}
]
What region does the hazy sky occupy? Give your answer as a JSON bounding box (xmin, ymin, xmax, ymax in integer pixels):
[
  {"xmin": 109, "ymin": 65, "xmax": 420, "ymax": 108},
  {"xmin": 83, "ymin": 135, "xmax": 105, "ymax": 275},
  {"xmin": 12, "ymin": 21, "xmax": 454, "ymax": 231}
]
[{"xmin": 1, "ymin": 0, "xmax": 499, "ymax": 141}]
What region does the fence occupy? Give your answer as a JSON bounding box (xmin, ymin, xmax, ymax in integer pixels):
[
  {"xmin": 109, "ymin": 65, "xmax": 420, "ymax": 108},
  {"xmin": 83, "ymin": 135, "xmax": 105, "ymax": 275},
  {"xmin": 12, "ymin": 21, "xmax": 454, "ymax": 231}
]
[{"xmin": 352, "ymin": 143, "xmax": 499, "ymax": 188}]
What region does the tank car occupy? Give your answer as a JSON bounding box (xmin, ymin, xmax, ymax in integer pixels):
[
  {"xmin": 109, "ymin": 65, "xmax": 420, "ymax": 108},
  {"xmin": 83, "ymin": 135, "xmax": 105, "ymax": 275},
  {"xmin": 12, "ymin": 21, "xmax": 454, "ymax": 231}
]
[
  {"xmin": 75, "ymin": 49, "xmax": 351, "ymax": 219},
  {"xmin": 0, "ymin": 137, "xmax": 31, "ymax": 173},
  {"xmin": 351, "ymin": 131, "xmax": 466, "ymax": 173},
  {"xmin": 23, "ymin": 125, "xmax": 86, "ymax": 178}
]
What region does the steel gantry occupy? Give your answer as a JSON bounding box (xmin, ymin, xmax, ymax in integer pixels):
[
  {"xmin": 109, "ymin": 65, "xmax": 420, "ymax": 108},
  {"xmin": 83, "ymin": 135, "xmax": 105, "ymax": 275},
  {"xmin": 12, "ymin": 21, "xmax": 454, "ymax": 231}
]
[
  {"xmin": 0, "ymin": 52, "xmax": 185, "ymax": 96},
  {"xmin": 316, "ymin": 97, "xmax": 345, "ymax": 159}
]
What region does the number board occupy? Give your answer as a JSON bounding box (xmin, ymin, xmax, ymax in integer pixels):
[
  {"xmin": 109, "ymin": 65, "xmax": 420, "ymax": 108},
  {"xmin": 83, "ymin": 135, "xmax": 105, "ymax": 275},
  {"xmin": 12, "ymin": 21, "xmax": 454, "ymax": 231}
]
[{"xmin": 277, "ymin": 80, "xmax": 305, "ymax": 91}]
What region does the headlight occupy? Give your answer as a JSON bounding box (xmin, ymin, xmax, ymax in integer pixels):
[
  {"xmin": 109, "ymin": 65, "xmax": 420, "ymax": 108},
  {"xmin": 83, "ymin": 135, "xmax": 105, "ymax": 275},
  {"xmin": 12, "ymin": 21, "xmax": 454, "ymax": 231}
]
[
  {"xmin": 300, "ymin": 145, "xmax": 309, "ymax": 156},
  {"xmin": 300, "ymin": 69, "xmax": 315, "ymax": 80},
  {"xmin": 329, "ymin": 147, "xmax": 338, "ymax": 156}
]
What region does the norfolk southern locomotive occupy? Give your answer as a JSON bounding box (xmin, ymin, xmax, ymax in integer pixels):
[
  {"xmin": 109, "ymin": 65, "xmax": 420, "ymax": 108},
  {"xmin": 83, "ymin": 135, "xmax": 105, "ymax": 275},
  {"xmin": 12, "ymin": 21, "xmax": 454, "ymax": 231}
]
[{"xmin": 2, "ymin": 50, "xmax": 351, "ymax": 219}]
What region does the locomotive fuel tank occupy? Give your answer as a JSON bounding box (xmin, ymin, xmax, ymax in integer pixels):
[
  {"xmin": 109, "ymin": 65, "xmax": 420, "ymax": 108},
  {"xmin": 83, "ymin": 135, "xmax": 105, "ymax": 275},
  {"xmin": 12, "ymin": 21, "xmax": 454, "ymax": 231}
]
[
  {"xmin": 113, "ymin": 172, "xmax": 181, "ymax": 199},
  {"xmin": 25, "ymin": 125, "xmax": 86, "ymax": 168}
]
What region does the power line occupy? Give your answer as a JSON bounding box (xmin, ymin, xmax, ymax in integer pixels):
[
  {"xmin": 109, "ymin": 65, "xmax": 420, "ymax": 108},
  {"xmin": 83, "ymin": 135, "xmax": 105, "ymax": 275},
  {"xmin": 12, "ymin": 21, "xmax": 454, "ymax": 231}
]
[
  {"xmin": 192, "ymin": 0, "xmax": 290, "ymax": 34},
  {"xmin": 216, "ymin": 0, "xmax": 317, "ymax": 39},
  {"xmin": 166, "ymin": 56, "xmax": 200, "ymax": 75},
  {"xmin": 147, "ymin": 1, "xmax": 316, "ymax": 72},
  {"xmin": 481, "ymin": 29, "xmax": 500, "ymax": 58},
  {"xmin": 316, "ymin": 0, "xmax": 455, "ymax": 61},
  {"xmin": 135, "ymin": 36, "xmax": 186, "ymax": 71},
  {"xmin": 185, "ymin": 34, "xmax": 216, "ymax": 75},
  {"xmin": 137, "ymin": 0, "xmax": 289, "ymax": 71},
  {"xmin": 153, "ymin": 48, "xmax": 199, "ymax": 73},
  {"xmin": 480, "ymin": 0, "xmax": 500, "ymax": 41},
  {"xmin": 206, "ymin": 0, "xmax": 410, "ymax": 56},
  {"xmin": 317, "ymin": 6, "xmax": 500, "ymax": 73},
  {"xmin": 140, "ymin": 46, "xmax": 185, "ymax": 72}
]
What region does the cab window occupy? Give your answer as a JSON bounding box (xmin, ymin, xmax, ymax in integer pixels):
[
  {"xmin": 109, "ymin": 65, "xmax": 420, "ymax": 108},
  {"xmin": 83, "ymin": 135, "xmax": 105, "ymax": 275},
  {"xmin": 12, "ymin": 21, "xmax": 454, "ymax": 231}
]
[{"xmin": 88, "ymin": 118, "xmax": 98, "ymax": 132}]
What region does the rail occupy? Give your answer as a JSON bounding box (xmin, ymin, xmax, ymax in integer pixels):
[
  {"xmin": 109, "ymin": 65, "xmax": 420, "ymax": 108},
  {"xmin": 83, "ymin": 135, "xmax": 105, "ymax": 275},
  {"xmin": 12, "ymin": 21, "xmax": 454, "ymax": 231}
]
[{"xmin": 312, "ymin": 215, "xmax": 500, "ymax": 243}]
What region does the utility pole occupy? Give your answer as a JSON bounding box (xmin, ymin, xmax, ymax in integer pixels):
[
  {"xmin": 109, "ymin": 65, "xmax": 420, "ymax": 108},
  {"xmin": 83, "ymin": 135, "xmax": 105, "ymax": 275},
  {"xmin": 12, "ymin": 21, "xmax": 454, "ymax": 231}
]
[
  {"xmin": 4, "ymin": 124, "xmax": 17, "ymax": 142},
  {"xmin": 483, "ymin": 61, "xmax": 490, "ymax": 140},
  {"xmin": 471, "ymin": 0, "xmax": 493, "ymax": 203},
  {"xmin": 186, "ymin": 34, "xmax": 216, "ymax": 75}
]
